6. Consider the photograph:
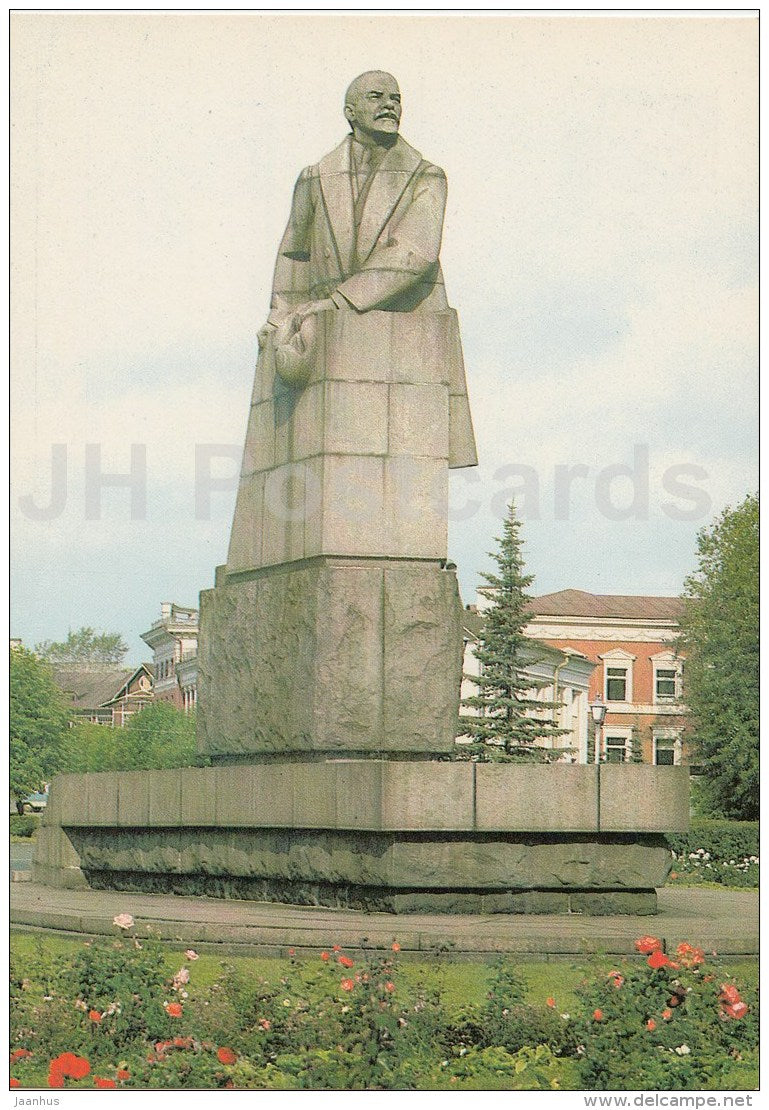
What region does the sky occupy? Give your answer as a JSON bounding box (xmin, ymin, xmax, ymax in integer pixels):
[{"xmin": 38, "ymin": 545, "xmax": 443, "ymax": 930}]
[{"xmin": 10, "ymin": 12, "xmax": 758, "ymax": 665}]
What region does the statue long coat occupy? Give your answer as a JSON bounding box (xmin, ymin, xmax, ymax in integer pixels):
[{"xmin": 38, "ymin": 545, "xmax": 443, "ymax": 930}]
[{"xmin": 267, "ymin": 134, "xmax": 477, "ymax": 469}]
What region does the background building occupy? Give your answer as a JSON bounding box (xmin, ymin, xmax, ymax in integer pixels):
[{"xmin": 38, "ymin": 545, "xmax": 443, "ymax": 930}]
[
  {"xmin": 140, "ymin": 603, "xmax": 199, "ymax": 710},
  {"xmin": 524, "ymin": 590, "xmax": 688, "ymax": 766},
  {"xmin": 52, "ymin": 663, "xmax": 154, "ymax": 726}
]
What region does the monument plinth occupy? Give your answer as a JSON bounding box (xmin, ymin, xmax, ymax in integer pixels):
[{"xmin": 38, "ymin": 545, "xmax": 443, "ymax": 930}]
[
  {"xmin": 198, "ymin": 309, "xmax": 471, "ymax": 760},
  {"xmin": 33, "ymin": 71, "xmax": 688, "ymax": 915}
]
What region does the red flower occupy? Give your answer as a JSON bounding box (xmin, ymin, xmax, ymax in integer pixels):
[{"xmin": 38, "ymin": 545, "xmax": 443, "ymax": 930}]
[
  {"xmin": 635, "ymin": 935, "xmax": 662, "ymax": 955},
  {"xmin": 723, "ymin": 1001, "xmax": 749, "ymax": 1020},
  {"xmin": 173, "ymin": 1037, "xmax": 193, "ymax": 1049},
  {"xmin": 88, "ymin": 1010, "xmax": 102, "ymax": 1023},
  {"xmin": 593, "ymin": 1009, "xmax": 603, "ymax": 1021},
  {"xmin": 340, "ymin": 978, "xmax": 355, "ymax": 992},
  {"xmin": 607, "ymin": 970, "xmax": 624, "ymax": 988},
  {"xmin": 165, "ymin": 1002, "xmax": 183, "ymax": 1018},
  {"xmin": 50, "ymin": 1053, "xmax": 90, "ymax": 1080},
  {"xmin": 10, "ymin": 1079, "xmax": 20, "ymax": 1088},
  {"xmin": 320, "ymin": 951, "xmax": 330, "ymax": 962},
  {"xmin": 339, "ymin": 955, "xmax": 354, "ymax": 969},
  {"xmin": 332, "ymin": 945, "xmax": 341, "ymax": 952},
  {"xmin": 288, "ymin": 948, "xmax": 296, "ymax": 957},
  {"xmin": 384, "ymin": 981, "xmax": 395, "ymax": 993},
  {"xmin": 647, "ymin": 951, "xmax": 671, "ymax": 970},
  {"xmin": 391, "ymin": 942, "xmax": 401, "ymax": 952},
  {"xmin": 10, "ymin": 1049, "xmax": 32, "ymax": 1061},
  {"xmin": 719, "ymin": 984, "xmax": 741, "ymax": 1005},
  {"xmin": 546, "ymin": 997, "xmax": 556, "ymax": 1007},
  {"xmin": 258, "ymin": 1019, "xmax": 271, "ymax": 1031},
  {"xmin": 48, "ymin": 1069, "xmax": 65, "ymax": 1089},
  {"xmin": 117, "ymin": 1069, "xmax": 130, "ymax": 1081},
  {"xmin": 94, "ymin": 1078, "xmax": 116, "ymax": 1089},
  {"xmin": 646, "ymin": 1019, "xmax": 656, "ymax": 1031},
  {"xmin": 662, "ymin": 1008, "xmax": 673, "ymax": 1020},
  {"xmin": 217, "ymin": 1047, "xmax": 237, "ymax": 1065}
]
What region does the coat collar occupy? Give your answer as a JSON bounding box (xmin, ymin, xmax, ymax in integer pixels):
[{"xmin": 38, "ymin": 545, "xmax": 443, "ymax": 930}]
[{"xmin": 318, "ymin": 136, "xmax": 423, "ymax": 272}]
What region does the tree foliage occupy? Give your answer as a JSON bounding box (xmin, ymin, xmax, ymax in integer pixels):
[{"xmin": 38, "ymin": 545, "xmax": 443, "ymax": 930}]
[
  {"xmin": 59, "ymin": 702, "xmax": 203, "ymax": 773},
  {"xmin": 459, "ymin": 502, "xmax": 568, "ymax": 761},
  {"xmin": 36, "ymin": 627, "xmax": 129, "ymax": 664},
  {"xmin": 678, "ymin": 493, "xmax": 758, "ymax": 820},
  {"xmin": 9, "ymin": 647, "xmax": 70, "ymax": 805}
]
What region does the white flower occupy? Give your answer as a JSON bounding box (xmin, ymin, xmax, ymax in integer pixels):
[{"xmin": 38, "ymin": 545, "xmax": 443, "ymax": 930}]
[
  {"xmin": 674, "ymin": 1045, "xmax": 691, "ymax": 1056},
  {"xmin": 174, "ymin": 968, "xmax": 190, "ymax": 985},
  {"xmin": 113, "ymin": 913, "xmax": 134, "ymax": 930}
]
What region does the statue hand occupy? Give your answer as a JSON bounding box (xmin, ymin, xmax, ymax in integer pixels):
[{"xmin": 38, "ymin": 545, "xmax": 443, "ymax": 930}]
[{"xmin": 291, "ymin": 298, "xmax": 336, "ymax": 326}]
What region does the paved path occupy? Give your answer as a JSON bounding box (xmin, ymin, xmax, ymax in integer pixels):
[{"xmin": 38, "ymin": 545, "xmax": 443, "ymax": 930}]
[{"xmin": 10, "ymin": 883, "xmax": 758, "ymax": 959}]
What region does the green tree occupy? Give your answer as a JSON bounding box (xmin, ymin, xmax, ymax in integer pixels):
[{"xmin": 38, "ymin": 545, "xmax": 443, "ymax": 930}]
[
  {"xmin": 9, "ymin": 647, "xmax": 70, "ymax": 809},
  {"xmin": 459, "ymin": 502, "xmax": 568, "ymax": 761},
  {"xmin": 36, "ymin": 626, "xmax": 129, "ymax": 664},
  {"xmin": 59, "ymin": 702, "xmax": 202, "ymax": 773},
  {"xmin": 678, "ymin": 493, "xmax": 758, "ymax": 820}
]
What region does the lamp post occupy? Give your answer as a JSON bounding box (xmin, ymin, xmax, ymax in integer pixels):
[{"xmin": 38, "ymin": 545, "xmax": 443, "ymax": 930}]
[{"xmin": 590, "ymin": 696, "xmax": 607, "ymax": 764}]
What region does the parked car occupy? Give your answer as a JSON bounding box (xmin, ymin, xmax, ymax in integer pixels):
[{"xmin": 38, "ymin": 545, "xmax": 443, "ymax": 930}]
[{"xmin": 10, "ymin": 790, "xmax": 48, "ymax": 815}]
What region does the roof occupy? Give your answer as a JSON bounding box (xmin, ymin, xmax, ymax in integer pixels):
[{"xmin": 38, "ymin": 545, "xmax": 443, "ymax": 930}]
[
  {"xmin": 461, "ymin": 608, "xmax": 588, "ymax": 665},
  {"xmin": 51, "ymin": 665, "xmax": 140, "ymax": 709},
  {"xmin": 526, "ymin": 589, "xmax": 684, "ymax": 621}
]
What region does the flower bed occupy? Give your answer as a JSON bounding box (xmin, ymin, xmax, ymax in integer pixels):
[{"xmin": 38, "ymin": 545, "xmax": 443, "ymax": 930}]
[
  {"xmin": 667, "ymin": 819, "xmax": 759, "ymax": 888},
  {"xmin": 9, "ymin": 923, "xmax": 758, "ymax": 1091}
]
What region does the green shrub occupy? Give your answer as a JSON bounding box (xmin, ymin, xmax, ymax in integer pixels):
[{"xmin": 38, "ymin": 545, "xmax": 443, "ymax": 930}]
[
  {"xmin": 667, "ymin": 819, "xmax": 759, "ymax": 887},
  {"xmin": 8, "ymin": 933, "xmax": 758, "ymax": 1092},
  {"xmin": 573, "ymin": 939, "xmax": 758, "ymax": 1091},
  {"xmin": 10, "ymin": 814, "xmax": 40, "ymax": 838}
]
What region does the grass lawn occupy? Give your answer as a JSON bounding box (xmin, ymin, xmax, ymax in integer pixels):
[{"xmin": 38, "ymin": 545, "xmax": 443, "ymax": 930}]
[{"xmin": 10, "ymin": 930, "xmax": 758, "ymax": 1020}]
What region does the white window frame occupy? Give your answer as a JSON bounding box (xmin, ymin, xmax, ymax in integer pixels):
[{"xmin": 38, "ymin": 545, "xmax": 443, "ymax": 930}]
[
  {"xmin": 653, "ymin": 728, "xmax": 682, "ymax": 766},
  {"xmin": 603, "ymin": 726, "xmax": 633, "ymax": 764},
  {"xmin": 651, "ymin": 653, "xmax": 683, "ymax": 705},
  {"xmin": 600, "ymin": 650, "xmax": 636, "ymax": 704}
]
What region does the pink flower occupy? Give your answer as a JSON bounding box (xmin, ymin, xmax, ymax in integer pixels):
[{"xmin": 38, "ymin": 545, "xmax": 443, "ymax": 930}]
[
  {"xmin": 258, "ymin": 1018, "xmax": 271, "ymax": 1031},
  {"xmin": 662, "ymin": 1008, "xmax": 673, "ymax": 1020},
  {"xmin": 288, "ymin": 948, "xmax": 296, "ymax": 957},
  {"xmin": 384, "ymin": 981, "xmax": 395, "ymax": 993},
  {"xmin": 112, "ymin": 913, "xmax": 134, "ymax": 930},
  {"xmin": 646, "ymin": 1019, "xmax": 656, "ymax": 1031},
  {"xmin": 174, "ymin": 968, "xmax": 190, "ymax": 986},
  {"xmin": 391, "ymin": 942, "xmax": 401, "ymax": 952},
  {"xmin": 184, "ymin": 950, "xmax": 199, "ymax": 961}
]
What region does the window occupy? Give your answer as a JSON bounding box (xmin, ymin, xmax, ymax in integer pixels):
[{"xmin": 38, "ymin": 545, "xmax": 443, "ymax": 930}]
[
  {"xmin": 652, "ymin": 656, "xmax": 682, "ymax": 704},
  {"xmin": 654, "ymin": 732, "xmax": 681, "ymax": 766},
  {"xmin": 655, "ymin": 668, "xmax": 677, "ymax": 701},
  {"xmin": 605, "ymin": 734, "xmax": 628, "ymax": 763},
  {"xmin": 606, "ymin": 666, "xmax": 628, "ymax": 701}
]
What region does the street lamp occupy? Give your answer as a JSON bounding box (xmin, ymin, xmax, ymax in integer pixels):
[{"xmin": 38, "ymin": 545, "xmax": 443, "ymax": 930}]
[{"xmin": 589, "ymin": 696, "xmax": 607, "ymax": 764}]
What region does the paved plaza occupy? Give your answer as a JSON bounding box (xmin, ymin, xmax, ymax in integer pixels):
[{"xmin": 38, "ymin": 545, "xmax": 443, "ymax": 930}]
[{"xmin": 10, "ymin": 882, "xmax": 758, "ymax": 960}]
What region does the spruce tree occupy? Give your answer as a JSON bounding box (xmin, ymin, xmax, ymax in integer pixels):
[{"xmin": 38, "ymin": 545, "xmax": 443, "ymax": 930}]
[{"xmin": 460, "ymin": 502, "xmax": 568, "ymax": 761}]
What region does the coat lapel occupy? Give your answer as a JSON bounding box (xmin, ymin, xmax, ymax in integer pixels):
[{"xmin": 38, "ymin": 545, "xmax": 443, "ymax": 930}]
[
  {"xmin": 318, "ymin": 138, "xmax": 355, "ymax": 276},
  {"xmin": 355, "ymin": 137, "xmax": 423, "ymax": 263}
]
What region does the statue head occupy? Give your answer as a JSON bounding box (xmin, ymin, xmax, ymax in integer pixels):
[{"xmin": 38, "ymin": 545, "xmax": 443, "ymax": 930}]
[{"xmin": 344, "ymin": 71, "xmax": 401, "ymax": 144}]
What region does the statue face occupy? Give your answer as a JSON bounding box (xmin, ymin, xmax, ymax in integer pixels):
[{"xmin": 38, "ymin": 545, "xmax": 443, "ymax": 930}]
[{"xmin": 344, "ymin": 72, "xmax": 401, "ymax": 141}]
